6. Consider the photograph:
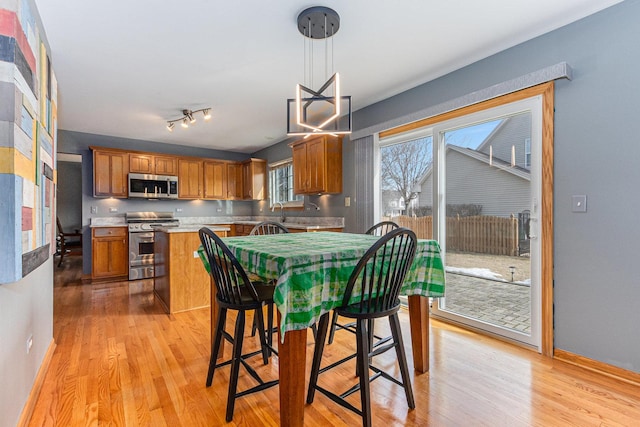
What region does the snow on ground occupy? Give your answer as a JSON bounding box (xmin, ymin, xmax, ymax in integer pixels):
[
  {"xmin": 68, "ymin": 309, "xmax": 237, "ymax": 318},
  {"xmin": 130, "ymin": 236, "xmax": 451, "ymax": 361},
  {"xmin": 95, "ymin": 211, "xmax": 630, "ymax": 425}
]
[
  {"xmin": 446, "ymin": 266, "xmax": 503, "ymax": 281},
  {"xmin": 446, "ymin": 266, "xmax": 531, "ymax": 286}
]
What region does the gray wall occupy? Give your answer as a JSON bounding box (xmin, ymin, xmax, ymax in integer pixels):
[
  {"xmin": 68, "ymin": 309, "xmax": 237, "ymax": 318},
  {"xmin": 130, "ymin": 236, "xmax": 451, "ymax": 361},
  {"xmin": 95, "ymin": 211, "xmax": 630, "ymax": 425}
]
[{"xmin": 348, "ymin": 1, "xmax": 640, "ymax": 372}]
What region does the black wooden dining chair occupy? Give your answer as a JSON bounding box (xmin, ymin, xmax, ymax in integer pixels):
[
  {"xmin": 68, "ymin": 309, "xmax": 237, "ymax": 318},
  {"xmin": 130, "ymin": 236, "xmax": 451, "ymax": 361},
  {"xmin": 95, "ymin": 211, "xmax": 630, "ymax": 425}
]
[
  {"xmin": 249, "ymin": 221, "xmax": 289, "ymax": 340},
  {"xmin": 327, "ymin": 220, "xmax": 400, "ymax": 344},
  {"xmin": 365, "ymin": 220, "xmax": 400, "ymax": 237},
  {"xmin": 198, "ymin": 227, "xmax": 278, "ymax": 422},
  {"xmin": 306, "ymin": 228, "xmax": 417, "ymax": 427},
  {"xmin": 249, "ymin": 221, "xmax": 290, "ymax": 236}
]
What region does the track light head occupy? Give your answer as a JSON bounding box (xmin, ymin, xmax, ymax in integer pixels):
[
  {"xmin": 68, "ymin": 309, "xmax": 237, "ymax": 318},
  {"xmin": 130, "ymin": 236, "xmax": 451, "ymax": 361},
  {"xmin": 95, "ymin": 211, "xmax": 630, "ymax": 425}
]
[
  {"xmin": 181, "ymin": 118, "xmax": 189, "ymax": 128},
  {"xmin": 203, "ymin": 109, "xmax": 211, "ymax": 120},
  {"xmin": 166, "ymin": 122, "xmax": 175, "ymax": 131}
]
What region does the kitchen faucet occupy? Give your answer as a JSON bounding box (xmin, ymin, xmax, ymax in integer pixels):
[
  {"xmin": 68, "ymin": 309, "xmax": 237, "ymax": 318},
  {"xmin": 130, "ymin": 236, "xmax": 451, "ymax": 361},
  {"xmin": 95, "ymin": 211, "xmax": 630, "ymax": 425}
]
[{"xmin": 272, "ymin": 202, "xmax": 286, "ymax": 222}]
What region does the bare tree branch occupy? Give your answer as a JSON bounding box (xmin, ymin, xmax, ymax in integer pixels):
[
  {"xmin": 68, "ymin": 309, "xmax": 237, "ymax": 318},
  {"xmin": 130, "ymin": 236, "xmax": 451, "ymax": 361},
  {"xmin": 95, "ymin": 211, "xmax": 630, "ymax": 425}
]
[{"xmin": 380, "ymin": 137, "xmax": 432, "ymax": 214}]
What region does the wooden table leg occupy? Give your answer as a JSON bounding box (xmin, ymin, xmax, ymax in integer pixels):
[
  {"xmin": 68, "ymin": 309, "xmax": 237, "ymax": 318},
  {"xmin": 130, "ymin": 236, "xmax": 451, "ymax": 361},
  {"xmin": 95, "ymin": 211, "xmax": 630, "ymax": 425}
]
[
  {"xmin": 408, "ymin": 295, "xmax": 429, "ymax": 373},
  {"xmin": 278, "ymin": 314, "xmax": 307, "ymax": 427}
]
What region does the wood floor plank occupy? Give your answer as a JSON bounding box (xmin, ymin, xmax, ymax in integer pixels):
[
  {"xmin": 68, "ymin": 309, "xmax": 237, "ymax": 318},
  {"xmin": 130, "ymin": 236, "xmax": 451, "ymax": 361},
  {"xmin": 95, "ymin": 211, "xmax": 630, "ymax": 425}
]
[{"xmin": 28, "ymin": 257, "xmax": 640, "ymax": 426}]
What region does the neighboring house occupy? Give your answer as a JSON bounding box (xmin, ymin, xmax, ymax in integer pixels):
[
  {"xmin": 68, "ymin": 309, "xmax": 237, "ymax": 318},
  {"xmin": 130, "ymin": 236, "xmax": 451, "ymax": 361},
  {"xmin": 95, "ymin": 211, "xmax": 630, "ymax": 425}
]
[
  {"xmin": 380, "ymin": 189, "xmax": 419, "ymax": 217},
  {"xmin": 414, "ymin": 114, "xmax": 531, "ymax": 218}
]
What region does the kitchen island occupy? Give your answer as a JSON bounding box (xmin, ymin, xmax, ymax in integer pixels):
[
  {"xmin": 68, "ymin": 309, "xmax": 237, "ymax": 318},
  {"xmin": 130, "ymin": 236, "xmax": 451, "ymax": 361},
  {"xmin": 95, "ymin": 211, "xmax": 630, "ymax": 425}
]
[{"xmin": 153, "ymin": 225, "xmax": 229, "ymax": 314}]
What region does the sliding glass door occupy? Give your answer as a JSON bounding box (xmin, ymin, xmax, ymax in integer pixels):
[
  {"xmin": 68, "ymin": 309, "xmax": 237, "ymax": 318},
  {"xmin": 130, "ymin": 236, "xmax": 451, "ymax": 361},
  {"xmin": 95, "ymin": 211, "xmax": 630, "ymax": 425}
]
[{"xmin": 378, "ymin": 96, "xmax": 542, "ymax": 349}]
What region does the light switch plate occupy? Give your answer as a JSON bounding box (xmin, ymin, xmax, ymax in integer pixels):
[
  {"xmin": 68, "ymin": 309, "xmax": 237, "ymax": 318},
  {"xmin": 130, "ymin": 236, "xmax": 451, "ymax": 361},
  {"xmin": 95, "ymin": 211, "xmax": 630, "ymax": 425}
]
[
  {"xmin": 572, "ymin": 195, "xmax": 587, "ymax": 212},
  {"xmin": 345, "ymin": 196, "xmax": 351, "ymax": 207}
]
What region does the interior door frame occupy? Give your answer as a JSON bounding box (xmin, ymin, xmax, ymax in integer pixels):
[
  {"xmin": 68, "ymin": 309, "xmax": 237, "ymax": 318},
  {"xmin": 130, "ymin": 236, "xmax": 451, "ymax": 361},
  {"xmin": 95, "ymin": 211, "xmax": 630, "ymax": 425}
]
[{"xmin": 379, "ymin": 82, "xmax": 554, "ymax": 356}]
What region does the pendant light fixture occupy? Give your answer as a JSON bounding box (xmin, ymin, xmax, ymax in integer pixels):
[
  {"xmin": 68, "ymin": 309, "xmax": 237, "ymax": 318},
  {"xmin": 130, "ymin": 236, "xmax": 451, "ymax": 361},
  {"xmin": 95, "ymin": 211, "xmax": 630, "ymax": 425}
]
[{"xmin": 287, "ymin": 6, "xmax": 351, "ymax": 137}]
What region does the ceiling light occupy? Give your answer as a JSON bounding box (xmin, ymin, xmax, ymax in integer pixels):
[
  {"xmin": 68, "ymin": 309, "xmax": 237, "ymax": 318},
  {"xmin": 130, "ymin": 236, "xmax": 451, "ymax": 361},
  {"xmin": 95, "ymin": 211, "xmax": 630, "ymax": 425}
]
[
  {"xmin": 287, "ymin": 6, "xmax": 352, "ymax": 137},
  {"xmin": 165, "ymin": 107, "xmax": 212, "ymax": 131}
]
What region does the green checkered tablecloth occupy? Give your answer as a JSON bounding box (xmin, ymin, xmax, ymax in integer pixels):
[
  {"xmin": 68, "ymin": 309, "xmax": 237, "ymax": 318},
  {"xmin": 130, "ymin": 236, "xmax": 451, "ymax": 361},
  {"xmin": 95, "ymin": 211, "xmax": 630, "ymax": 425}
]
[{"xmin": 198, "ymin": 231, "xmax": 445, "ymax": 338}]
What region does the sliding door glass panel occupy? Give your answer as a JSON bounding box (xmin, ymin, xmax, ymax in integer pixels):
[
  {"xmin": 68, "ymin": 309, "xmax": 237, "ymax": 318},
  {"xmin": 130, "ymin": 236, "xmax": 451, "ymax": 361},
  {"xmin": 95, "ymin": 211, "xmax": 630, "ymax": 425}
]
[{"xmin": 431, "ymin": 102, "xmax": 541, "ymax": 348}]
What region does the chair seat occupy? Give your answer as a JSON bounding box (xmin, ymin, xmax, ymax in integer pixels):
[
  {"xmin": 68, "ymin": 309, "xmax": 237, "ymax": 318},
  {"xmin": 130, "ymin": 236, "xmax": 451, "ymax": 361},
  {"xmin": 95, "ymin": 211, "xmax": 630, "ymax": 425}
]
[{"xmin": 337, "ymin": 299, "xmax": 401, "ymax": 319}]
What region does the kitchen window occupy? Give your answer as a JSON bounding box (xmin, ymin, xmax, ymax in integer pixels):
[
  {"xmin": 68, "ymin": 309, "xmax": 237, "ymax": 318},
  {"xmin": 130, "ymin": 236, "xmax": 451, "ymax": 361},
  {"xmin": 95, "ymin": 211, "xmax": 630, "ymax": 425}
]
[{"xmin": 269, "ymin": 159, "xmax": 303, "ymax": 207}]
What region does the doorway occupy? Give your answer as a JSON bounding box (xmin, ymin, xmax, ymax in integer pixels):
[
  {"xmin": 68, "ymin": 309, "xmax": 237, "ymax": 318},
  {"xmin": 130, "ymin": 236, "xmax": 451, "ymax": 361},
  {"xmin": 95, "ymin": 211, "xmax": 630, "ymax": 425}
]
[{"xmin": 57, "ymin": 153, "xmax": 83, "ymax": 253}]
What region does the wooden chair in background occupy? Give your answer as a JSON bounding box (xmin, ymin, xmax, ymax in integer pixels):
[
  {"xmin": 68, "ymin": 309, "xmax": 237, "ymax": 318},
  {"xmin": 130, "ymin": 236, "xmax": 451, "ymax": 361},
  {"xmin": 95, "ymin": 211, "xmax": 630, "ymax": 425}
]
[{"xmin": 56, "ymin": 217, "xmax": 82, "ymax": 267}]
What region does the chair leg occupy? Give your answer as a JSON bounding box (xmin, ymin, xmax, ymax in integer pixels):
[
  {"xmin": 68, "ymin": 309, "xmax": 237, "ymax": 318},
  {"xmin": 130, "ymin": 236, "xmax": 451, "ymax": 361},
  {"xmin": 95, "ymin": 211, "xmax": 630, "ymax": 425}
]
[
  {"xmin": 226, "ymin": 311, "xmax": 246, "ymax": 422},
  {"xmin": 207, "ymin": 308, "xmax": 227, "ymax": 387},
  {"xmin": 306, "ymin": 312, "xmax": 330, "ymax": 404},
  {"xmin": 266, "ymin": 302, "xmax": 274, "ymax": 354},
  {"xmin": 254, "ymin": 304, "xmax": 270, "ymax": 365},
  {"xmin": 328, "ymin": 310, "xmax": 339, "ymax": 344},
  {"xmin": 389, "ymin": 313, "xmax": 415, "ymax": 409},
  {"xmin": 58, "ymin": 241, "xmax": 65, "ymax": 267},
  {"xmin": 356, "ymin": 319, "xmax": 372, "ymax": 427},
  {"xmin": 251, "ymin": 315, "xmax": 258, "ymax": 337}
]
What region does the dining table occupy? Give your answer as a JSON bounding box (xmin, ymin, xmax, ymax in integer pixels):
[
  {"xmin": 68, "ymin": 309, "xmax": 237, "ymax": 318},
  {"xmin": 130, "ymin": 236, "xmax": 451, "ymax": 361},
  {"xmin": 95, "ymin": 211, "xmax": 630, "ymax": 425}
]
[{"xmin": 199, "ymin": 231, "xmax": 445, "ymax": 427}]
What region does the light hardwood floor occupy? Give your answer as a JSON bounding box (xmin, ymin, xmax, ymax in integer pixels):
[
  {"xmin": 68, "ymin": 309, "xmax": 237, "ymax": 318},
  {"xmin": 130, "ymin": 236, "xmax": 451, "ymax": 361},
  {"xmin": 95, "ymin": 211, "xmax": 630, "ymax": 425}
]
[{"xmin": 29, "ymin": 256, "xmax": 640, "ymax": 426}]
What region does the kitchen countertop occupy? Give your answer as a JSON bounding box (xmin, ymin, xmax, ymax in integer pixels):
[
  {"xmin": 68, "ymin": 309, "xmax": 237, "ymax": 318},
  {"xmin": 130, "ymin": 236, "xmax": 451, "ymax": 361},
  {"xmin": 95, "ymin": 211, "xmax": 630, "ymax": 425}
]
[
  {"xmin": 154, "ymin": 225, "xmax": 231, "ymax": 234},
  {"xmin": 90, "ymin": 215, "xmax": 344, "ymax": 229}
]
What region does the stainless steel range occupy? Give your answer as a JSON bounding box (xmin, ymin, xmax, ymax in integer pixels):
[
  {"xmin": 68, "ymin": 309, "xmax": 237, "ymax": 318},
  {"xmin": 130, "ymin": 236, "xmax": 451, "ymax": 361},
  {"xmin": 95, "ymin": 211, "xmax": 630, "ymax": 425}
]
[{"xmin": 126, "ymin": 212, "xmax": 179, "ymax": 280}]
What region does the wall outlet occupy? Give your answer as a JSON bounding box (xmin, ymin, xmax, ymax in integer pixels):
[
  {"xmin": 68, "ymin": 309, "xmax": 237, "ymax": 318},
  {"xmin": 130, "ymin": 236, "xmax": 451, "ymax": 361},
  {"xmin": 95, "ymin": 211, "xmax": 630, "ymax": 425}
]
[
  {"xmin": 109, "ymin": 207, "xmax": 118, "ymax": 213},
  {"xmin": 216, "ymin": 208, "xmax": 222, "ymax": 212},
  {"xmin": 91, "ymin": 206, "xmax": 98, "ymax": 214},
  {"xmin": 176, "ymin": 208, "xmax": 182, "ymax": 212},
  {"xmin": 26, "ymin": 334, "xmax": 33, "ymax": 354},
  {"xmin": 345, "ymin": 197, "xmax": 351, "ymax": 207}
]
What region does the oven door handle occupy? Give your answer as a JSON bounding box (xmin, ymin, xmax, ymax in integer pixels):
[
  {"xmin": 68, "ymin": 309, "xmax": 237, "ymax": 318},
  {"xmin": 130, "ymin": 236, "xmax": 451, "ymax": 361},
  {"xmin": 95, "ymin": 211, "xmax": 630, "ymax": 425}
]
[{"xmin": 131, "ymin": 232, "xmax": 154, "ymax": 240}]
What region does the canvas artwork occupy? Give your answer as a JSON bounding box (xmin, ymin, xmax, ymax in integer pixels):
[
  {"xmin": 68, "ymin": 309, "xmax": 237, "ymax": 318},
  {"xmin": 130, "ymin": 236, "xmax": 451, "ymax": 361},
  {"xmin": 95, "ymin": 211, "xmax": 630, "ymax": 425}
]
[{"xmin": 0, "ymin": 0, "xmax": 58, "ymax": 284}]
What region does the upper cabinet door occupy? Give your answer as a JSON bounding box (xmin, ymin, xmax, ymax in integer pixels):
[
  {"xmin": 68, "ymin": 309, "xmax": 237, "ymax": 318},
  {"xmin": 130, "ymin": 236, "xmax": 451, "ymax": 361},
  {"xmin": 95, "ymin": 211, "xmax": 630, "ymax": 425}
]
[
  {"xmin": 178, "ymin": 158, "xmax": 203, "ymax": 199},
  {"xmin": 226, "ymin": 162, "xmax": 243, "ymax": 200},
  {"xmin": 93, "ymin": 150, "xmax": 128, "ymax": 197},
  {"xmin": 292, "ymin": 143, "xmax": 308, "ymax": 194},
  {"xmin": 203, "ymin": 160, "xmax": 227, "ymax": 199},
  {"xmin": 242, "ymin": 158, "xmax": 266, "ymax": 200},
  {"xmin": 154, "ymin": 156, "xmax": 178, "ymax": 176},
  {"xmin": 129, "ymin": 154, "xmax": 154, "ymax": 174}
]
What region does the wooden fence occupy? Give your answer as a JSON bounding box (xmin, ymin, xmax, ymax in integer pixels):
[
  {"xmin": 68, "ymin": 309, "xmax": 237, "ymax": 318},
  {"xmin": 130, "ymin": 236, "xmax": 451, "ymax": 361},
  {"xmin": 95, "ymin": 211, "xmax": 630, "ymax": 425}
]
[{"xmin": 388, "ymin": 215, "xmax": 519, "ymax": 256}]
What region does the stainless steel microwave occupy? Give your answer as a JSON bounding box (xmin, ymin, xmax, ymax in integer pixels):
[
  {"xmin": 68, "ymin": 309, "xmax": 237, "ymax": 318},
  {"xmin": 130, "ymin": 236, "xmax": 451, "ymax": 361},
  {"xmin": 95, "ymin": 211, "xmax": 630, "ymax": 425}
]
[{"xmin": 128, "ymin": 173, "xmax": 178, "ymax": 199}]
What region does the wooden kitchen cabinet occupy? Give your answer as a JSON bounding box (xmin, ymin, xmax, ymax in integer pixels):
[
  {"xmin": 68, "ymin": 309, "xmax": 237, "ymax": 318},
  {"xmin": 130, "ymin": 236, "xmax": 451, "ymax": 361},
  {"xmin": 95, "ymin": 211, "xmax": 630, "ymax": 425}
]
[
  {"xmin": 130, "ymin": 153, "xmax": 178, "ymax": 176},
  {"xmin": 226, "ymin": 162, "xmax": 243, "ymax": 200},
  {"xmin": 291, "ymin": 135, "xmax": 342, "ymax": 194},
  {"xmin": 92, "ymin": 148, "xmax": 128, "ymax": 197},
  {"xmin": 178, "ymin": 158, "xmax": 203, "ymax": 199},
  {"xmin": 154, "ymin": 155, "xmax": 178, "ymax": 175},
  {"xmin": 129, "ymin": 154, "xmax": 154, "ymax": 174},
  {"xmin": 203, "ymin": 159, "xmax": 227, "ymax": 199},
  {"xmin": 242, "ymin": 158, "xmax": 266, "ymax": 200},
  {"xmin": 91, "ymin": 227, "xmax": 128, "ymax": 280}
]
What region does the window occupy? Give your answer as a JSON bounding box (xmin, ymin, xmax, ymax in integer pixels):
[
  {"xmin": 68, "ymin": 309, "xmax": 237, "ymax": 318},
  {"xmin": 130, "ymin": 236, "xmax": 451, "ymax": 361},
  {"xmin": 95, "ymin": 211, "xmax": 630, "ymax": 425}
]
[
  {"xmin": 269, "ymin": 159, "xmax": 303, "ymax": 207},
  {"xmin": 524, "ymin": 137, "xmax": 531, "ymax": 168}
]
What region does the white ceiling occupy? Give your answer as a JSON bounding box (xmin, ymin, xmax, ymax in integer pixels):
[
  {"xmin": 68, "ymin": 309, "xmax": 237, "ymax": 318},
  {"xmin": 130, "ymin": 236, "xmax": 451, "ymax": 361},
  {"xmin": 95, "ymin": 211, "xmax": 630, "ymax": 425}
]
[{"xmin": 34, "ymin": 0, "xmax": 620, "ymax": 154}]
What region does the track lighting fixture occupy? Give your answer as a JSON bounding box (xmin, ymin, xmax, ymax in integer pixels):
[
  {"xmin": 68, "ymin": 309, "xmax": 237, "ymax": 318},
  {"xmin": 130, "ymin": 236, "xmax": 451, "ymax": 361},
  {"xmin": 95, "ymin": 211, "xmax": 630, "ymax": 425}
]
[{"xmin": 166, "ymin": 108, "xmax": 212, "ymax": 131}]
